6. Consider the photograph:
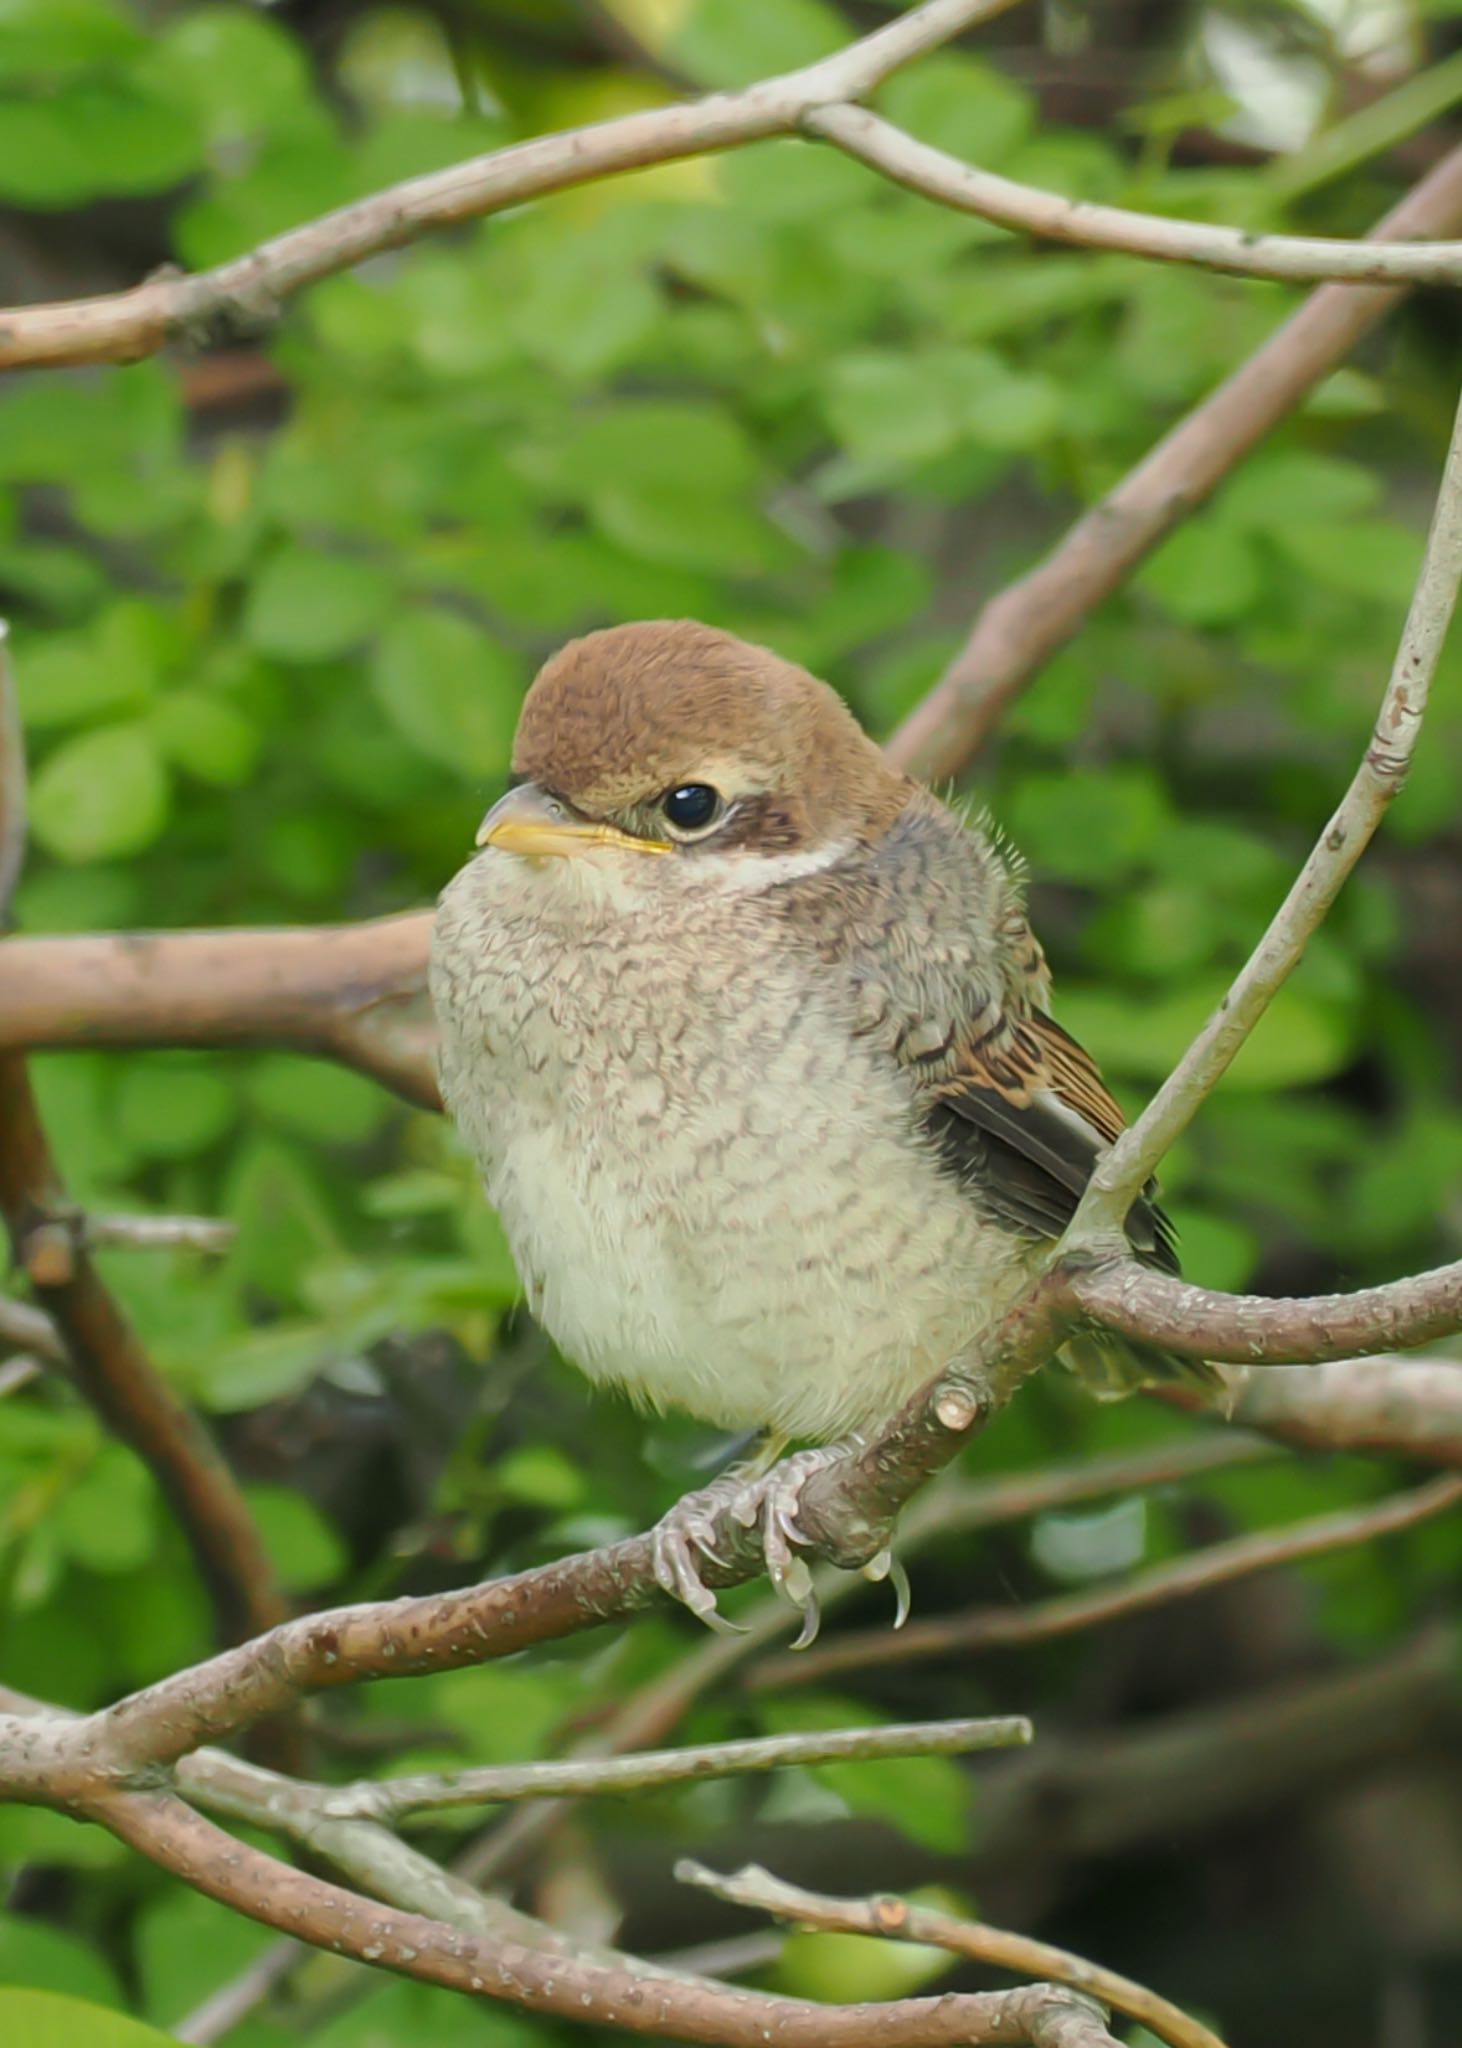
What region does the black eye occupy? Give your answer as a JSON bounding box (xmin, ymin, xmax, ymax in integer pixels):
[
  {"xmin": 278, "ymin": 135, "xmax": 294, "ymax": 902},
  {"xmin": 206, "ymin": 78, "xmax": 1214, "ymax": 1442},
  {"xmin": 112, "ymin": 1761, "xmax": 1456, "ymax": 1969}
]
[{"xmin": 662, "ymin": 783, "xmax": 722, "ymax": 833}]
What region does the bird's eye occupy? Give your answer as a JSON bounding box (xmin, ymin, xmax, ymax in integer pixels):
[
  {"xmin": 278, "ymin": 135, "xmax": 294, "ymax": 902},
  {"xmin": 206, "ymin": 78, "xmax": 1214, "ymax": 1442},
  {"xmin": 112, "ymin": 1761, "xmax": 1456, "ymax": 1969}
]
[{"xmin": 661, "ymin": 783, "xmax": 723, "ymax": 833}]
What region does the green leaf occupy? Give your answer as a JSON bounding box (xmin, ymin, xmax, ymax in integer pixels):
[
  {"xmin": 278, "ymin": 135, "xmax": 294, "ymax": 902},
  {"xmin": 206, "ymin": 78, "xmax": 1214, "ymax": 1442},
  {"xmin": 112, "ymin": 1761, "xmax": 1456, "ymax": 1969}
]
[
  {"xmin": 1140, "ymin": 518, "xmax": 1262, "ymax": 626},
  {"xmin": 312, "ymin": 1978, "xmax": 538, "ymax": 2048},
  {"xmin": 192, "ymin": 1322, "xmax": 330, "ymax": 1414},
  {"xmin": 0, "ymin": 370, "xmax": 179, "ymax": 485},
  {"xmin": 552, "ymin": 400, "xmax": 759, "ymax": 497},
  {"xmin": 114, "ymin": 1060, "xmax": 236, "ymax": 1160},
  {"xmin": 243, "ymin": 546, "xmax": 393, "ymax": 663},
  {"xmin": 774, "ymin": 1926, "xmax": 957, "ymax": 2004},
  {"xmin": 370, "ymin": 608, "xmax": 522, "ymax": 779},
  {"xmin": 0, "ymin": 1917, "xmax": 123, "ymax": 2008},
  {"xmin": 667, "ymin": 0, "xmax": 844, "ymax": 89},
  {"xmin": 1057, "ymin": 978, "xmax": 1355, "ymax": 1090},
  {"xmin": 150, "ymin": 691, "xmax": 260, "ymax": 786},
  {"xmin": 244, "ymin": 1484, "xmax": 347, "ymax": 1592},
  {"xmin": 0, "ymin": 0, "xmax": 140, "ymax": 75},
  {"xmin": 0, "ymin": 1990, "xmax": 174, "ymax": 2048},
  {"xmin": 29, "ymin": 722, "xmax": 170, "ymax": 862},
  {"xmin": 136, "ymin": 1892, "xmax": 279, "ymax": 2030},
  {"xmin": 718, "ymin": 140, "xmax": 875, "ymax": 222},
  {"xmin": 495, "ymin": 1445, "xmax": 588, "ymax": 1511},
  {"xmin": 1001, "ymin": 769, "xmax": 1169, "ymax": 885},
  {"xmin": 1275, "ymin": 520, "xmax": 1424, "ymax": 607},
  {"xmin": 221, "ymin": 1138, "xmax": 339, "ymax": 1302},
  {"xmin": 823, "ymin": 352, "xmax": 958, "ymax": 467},
  {"xmin": 760, "ymin": 1698, "xmax": 973, "ymax": 1853},
  {"xmin": 0, "ymin": 1807, "xmax": 125, "ymax": 1876},
  {"xmin": 249, "ymin": 1055, "xmax": 389, "ymax": 1144},
  {"xmin": 151, "ymin": 6, "xmax": 311, "ymax": 141},
  {"xmin": 876, "ymin": 53, "xmax": 1034, "ymax": 164},
  {"xmin": 54, "ymin": 1446, "xmax": 157, "ymax": 1574},
  {"xmin": 1222, "ymin": 452, "xmax": 1382, "ymax": 530}
]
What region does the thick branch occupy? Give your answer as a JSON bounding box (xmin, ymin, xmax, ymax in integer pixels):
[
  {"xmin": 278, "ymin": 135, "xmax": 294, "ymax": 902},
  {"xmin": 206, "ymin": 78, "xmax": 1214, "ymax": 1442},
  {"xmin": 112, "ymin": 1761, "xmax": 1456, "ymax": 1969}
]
[
  {"xmin": 1072, "ymin": 379, "xmax": 1462, "ymax": 1230},
  {"xmin": 1070, "ymin": 1256, "xmax": 1462, "ymax": 1365},
  {"xmin": 1207, "ymin": 1354, "xmax": 1462, "ymax": 1461},
  {"xmin": 750, "ymin": 1473, "xmax": 1462, "ymax": 1689},
  {"xmin": 679, "ymin": 1863, "xmax": 1216, "ymax": 2048},
  {"xmin": 0, "ymin": 916, "xmax": 439, "ymax": 1110},
  {"xmin": 888, "ymin": 140, "xmax": 1462, "ymax": 780}
]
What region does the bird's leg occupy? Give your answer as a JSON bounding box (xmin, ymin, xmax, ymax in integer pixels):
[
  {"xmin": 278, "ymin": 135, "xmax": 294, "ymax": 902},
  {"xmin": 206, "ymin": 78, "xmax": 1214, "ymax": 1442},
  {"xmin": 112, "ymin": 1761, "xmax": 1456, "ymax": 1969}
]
[{"xmin": 650, "ymin": 1435, "xmax": 907, "ymax": 1648}]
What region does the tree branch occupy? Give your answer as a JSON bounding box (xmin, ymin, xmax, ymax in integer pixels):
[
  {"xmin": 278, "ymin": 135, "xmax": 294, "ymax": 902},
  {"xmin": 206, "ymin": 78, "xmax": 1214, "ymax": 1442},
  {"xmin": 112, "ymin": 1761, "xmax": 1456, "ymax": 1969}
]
[
  {"xmin": 1200, "ymin": 1353, "xmax": 1462, "ymax": 1462},
  {"xmin": 1070, "ymin": 1256, "xmax": 1462, "ymax": 1365},
  {"xmin": 82, "ymin": 1785, "xmax": 1120, "ymax": 2048},
  {"xmin": 297, "ymin": 1716, "xmax": 1032, "ymax": 1823},
  {"xmin": 749, "ymin": 1474, "xmax": 1462, "ymax": 1690},
  {"xmin": 677, "ymin": 1862, "xmax": 1217, "ymax": 2048},
  {"xmin": 887, "ymin": 140, "xmax": 1462, "ymax": 780},
  {"xmin": 813, "ymin": 104, "xmax": 1462, "ymax": 287},
  {"xmin": 0, "ymin": 0, "xmax": 1017, "ymax": 373},
  {"xmin": 1069, "ymin": 378, "xmax": 1462, "ymax": 1236},
  {"xmin": 0, "ymin": 916, "xmax": 440, "ymax": 1110}
]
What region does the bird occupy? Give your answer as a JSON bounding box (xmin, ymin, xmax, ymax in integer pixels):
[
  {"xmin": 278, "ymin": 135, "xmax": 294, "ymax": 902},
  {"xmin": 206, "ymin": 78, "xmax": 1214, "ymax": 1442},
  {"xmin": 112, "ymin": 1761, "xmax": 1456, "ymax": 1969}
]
[{"xmin": 430, "ymin": 619, "xmax": 1214, "ymax": 1640}]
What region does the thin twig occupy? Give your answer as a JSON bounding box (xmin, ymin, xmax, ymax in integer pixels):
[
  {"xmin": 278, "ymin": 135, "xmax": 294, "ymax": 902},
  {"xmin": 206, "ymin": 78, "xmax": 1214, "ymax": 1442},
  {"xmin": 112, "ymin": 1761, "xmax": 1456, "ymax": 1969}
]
[
  {"xmin": 1070, "ymin": 380, "xmax": 1462, "ymax": 1233},
  {"xmin": 814, "ymin": 104, "xmax": 1462, "ymax": 287},
  {"xmin": 0, "ymin": 1356, "xmax": 42, "ymax": 1397},
  {"xmin": 750, "ymin": 1474, "xmax": 1462, "ymax": 1690},
  {"xmin": 677, "ymin": 1862, "xmax": 1222, "ymax": 2048},
  {"xmin": 309, "ymin": 1715, "xmax": 1031, "ymax": 1822},
  {"xmin": 84, "ymin": 1213, "xmax": 237, "ymax": 1256},
  {"xmin": 888, "ymin": 141, "xmax": 1462, "ymax": 780},
  {"xmin": 0, "ymin": 1292, "xmax": 65, "ymax": 1363},
  {"xmin": 173, "ymin": 1939, "xmax": 307, "ymax": 2047}
]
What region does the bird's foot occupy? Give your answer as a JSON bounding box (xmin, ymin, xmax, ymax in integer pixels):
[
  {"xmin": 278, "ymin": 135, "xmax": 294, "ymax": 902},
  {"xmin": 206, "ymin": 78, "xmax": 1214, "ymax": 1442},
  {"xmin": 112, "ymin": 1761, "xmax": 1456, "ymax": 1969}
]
[{"xmin": 650, "ymin": 1445, "xmax": 857, "ymax": 1648}]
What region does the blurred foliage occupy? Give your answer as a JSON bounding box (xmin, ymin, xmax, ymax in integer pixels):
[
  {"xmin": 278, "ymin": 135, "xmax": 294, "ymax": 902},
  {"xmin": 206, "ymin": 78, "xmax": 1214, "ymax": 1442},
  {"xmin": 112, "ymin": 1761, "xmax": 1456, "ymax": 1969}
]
[{"xmin": 2, "ymin": 2, "xmax": 1462, "ymax": 2045}]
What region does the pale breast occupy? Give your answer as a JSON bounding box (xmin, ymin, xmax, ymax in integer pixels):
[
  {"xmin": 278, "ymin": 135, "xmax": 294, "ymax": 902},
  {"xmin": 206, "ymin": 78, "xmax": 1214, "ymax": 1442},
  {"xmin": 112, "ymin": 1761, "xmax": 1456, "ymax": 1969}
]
[{"xmin": 430, "ymin": 852, "xmax": 1030, "ymax": 1441}]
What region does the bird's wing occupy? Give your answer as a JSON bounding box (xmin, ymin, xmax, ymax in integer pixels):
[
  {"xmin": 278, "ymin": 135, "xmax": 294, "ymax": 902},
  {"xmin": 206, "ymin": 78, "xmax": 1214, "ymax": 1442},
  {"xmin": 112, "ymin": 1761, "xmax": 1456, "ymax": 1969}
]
[
  {"xmin": 919, "ymin": 1005, "xmax": 1179, "ymax": 1273},
  {"xmin": 786, "ymin": 797, "xmax": 1176, "ymax": 1270}
]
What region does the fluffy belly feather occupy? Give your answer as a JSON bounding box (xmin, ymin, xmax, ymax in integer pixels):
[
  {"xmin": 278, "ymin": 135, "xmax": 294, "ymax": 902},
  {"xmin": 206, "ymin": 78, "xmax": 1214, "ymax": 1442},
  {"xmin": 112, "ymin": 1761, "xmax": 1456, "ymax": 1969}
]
[{"xmin": 431, "ymin": 855, "xmax": 1028, "ymax": 1442}]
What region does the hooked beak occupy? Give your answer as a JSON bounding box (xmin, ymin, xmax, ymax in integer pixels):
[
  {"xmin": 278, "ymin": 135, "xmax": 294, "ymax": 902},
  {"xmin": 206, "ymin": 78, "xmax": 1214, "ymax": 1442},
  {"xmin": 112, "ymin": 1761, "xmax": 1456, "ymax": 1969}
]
[{"xmin": 475, "ymin": 782, "xmax": 671, "ymax": 860}]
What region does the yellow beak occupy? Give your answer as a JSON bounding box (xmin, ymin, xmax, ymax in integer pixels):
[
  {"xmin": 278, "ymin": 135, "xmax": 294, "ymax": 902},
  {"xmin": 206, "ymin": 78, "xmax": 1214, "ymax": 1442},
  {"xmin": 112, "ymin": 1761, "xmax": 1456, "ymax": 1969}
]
[{"xmin": 475, "ymin": 783, "xmax": 671, "ymax": 859}]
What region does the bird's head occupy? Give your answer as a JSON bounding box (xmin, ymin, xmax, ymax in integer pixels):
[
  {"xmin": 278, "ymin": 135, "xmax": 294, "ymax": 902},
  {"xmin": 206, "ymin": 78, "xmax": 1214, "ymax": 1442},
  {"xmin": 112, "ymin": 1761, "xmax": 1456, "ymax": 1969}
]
[{"xmin": 475, "ymin": 620, "xmax": 909, "ymax": 893}]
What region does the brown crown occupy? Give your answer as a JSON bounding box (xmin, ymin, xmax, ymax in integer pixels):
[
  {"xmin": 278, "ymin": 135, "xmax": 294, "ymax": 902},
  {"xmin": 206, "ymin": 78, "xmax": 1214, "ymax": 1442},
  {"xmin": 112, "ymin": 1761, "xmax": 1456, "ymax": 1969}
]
[{"xmin": 512, "ymin": 620, "xmax": 908, "ymax": 841}]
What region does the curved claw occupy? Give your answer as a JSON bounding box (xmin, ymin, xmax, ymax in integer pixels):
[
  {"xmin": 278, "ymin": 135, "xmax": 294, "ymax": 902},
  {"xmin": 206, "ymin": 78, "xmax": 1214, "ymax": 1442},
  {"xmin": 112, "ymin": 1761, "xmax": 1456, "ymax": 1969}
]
[
  {"xmin": 888, "ymin": 1555, "xmax": 912, "ymax": 1630},
  {"xmin": 652, "ymin": 1517, "xmax": 746, "ymax": 1634},
  {"xmin": 861, "ymin": 1546, "xmax": 912, "ymax": 1629}
]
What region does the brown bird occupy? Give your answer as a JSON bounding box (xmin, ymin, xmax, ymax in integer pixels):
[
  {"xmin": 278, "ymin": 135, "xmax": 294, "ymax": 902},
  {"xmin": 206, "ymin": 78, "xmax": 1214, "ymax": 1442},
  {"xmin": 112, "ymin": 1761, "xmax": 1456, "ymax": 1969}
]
[{"xmin": 430, "ymin": 620, "xmax": 1210, "ymax": 1639}]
